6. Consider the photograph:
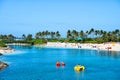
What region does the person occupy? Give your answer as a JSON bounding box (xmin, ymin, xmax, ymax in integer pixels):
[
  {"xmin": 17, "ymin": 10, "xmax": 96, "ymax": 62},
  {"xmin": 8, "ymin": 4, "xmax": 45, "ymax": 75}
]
[
  {"xmin": 56, "ymin": 61, "xmax": 60, "ymax": 67},
  {"xmin": 61, "ymin": 62, "xmax": 65, "ymax": 66},
  {"xmin": 77, "ymin": 64, "xmax": 80, "ymax": 66}
]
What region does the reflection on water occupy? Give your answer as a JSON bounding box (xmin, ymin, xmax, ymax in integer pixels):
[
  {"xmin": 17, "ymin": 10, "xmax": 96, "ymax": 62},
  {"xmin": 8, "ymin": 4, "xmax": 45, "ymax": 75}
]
[
  {"xmin": 75, "ymin": 71, "xmax": 84, "ymax": 80},
  {"xmin": 96, "ymin": 50, "xmax": 120, "ymax": 58}
]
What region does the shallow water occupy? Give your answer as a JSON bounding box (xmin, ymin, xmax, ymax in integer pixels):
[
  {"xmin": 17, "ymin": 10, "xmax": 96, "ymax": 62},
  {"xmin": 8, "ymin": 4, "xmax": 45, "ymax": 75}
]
[{"xmin": 0, "ymin": 46, "xmax": 120, "ymax": 80}]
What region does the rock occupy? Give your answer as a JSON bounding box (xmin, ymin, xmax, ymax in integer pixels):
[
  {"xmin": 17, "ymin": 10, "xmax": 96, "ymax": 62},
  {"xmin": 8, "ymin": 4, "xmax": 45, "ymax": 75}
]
[
  {"xmin": 0, "ymin": 62, "xmax": 8, "ymax": 70},
  {"xmin": 0, "ymin": 53, "xmax": 3, "ymax": 56}
]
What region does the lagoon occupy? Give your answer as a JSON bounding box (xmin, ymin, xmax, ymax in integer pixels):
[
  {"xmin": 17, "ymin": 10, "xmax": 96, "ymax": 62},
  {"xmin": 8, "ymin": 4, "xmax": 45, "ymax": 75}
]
[{"xmin": 0, "ymin": 46, "xmax": 120, "ymax": 80}]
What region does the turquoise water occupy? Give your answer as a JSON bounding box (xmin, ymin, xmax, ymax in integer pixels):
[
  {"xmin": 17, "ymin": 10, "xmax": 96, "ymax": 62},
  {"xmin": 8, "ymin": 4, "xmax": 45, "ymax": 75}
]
[{"xmin": 0, "ymin": 46, "xmax": 120, "ymax": 80}]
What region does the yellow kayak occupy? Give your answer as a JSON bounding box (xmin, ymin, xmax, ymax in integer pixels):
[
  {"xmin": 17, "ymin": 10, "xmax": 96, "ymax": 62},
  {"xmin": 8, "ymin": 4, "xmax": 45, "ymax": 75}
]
[{"xmin": 74, "ymin": 65, "xmax": 85, "ymax": 72}]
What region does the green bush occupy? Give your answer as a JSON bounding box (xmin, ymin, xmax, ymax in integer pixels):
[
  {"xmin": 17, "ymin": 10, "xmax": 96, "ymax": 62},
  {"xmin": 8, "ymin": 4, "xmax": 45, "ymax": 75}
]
[
  {"xmin": 0, "ymin": 43, "xmax": 7, "ymax": 47},
  {"xmin": 31, "ymin": 39, "xmax": 47, "ymax": 45}
]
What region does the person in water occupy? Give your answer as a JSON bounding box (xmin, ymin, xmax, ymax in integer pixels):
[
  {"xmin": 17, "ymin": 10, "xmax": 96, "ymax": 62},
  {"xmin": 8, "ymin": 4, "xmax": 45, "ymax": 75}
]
[
  {"xmin": 56, "ymin": 61, "xmax": 60, "ymax": 67},
  {"xmin": 61, "ymin": 62, "xmax": 65, "ymax": 66}
]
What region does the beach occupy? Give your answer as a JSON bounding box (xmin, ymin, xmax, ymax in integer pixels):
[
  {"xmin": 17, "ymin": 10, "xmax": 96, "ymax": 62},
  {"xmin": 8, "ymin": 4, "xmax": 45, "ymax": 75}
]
[
  {"xmin": 36, "ymin": 42, "xmax": 120, "ymax": 51},
  {"xmin": 0, "ymin": 47, "xmax": 15, "ymax": 54},
  {"xmin": 0, "ymin": 47, "xmax": 14, "ymax": 70}
]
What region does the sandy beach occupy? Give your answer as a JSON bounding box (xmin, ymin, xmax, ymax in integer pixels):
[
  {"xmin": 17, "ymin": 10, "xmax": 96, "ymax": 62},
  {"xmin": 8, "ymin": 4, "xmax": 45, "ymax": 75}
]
[
  {"xmin": 0, "ymin": 47, "xmax": 15, "ymax": 54},
  {"xmin": 36, "ymin": 42, "xmax": 120, "ymax": 51}
]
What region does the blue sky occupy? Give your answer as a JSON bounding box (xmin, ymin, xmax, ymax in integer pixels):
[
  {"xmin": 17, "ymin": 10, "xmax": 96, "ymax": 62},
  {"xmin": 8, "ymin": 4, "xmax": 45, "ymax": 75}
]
[{"xmin": 0, "ymin": 0, "xmax": 120, "ymax": 37}]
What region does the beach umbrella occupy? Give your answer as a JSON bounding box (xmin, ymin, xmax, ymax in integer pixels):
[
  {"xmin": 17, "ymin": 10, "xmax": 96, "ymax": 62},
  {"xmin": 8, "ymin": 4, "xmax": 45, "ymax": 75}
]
[{"xmin": 76, "ymin": 37, "xmax": 83, "ymax": 41}]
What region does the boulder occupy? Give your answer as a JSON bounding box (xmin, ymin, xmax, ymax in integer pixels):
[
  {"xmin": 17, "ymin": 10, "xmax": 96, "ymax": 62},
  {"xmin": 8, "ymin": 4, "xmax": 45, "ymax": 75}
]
[
  {"xmin": 0, "ymin": 62, "xmax": 8, "ymax": 70},
  {"xmin": 0, "ymin": 53, "xmax": 3, "ymax": 56}
]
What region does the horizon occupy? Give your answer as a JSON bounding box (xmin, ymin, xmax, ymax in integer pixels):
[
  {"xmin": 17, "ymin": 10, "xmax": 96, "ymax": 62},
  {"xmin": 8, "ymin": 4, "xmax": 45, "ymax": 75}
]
[{"xmin": 0, "ymin": 0, "xmax": 120, "ymax": 37}]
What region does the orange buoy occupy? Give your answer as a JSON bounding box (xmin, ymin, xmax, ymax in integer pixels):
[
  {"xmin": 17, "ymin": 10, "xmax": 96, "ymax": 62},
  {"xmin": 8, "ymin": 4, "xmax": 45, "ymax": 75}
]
[
  {"xmin": 56, "ymin": 62, "xmax": 60, "ymax": 67},
  {"xmin": 61, "ymin": 62, "xmax": 65, "ymax": 66}
]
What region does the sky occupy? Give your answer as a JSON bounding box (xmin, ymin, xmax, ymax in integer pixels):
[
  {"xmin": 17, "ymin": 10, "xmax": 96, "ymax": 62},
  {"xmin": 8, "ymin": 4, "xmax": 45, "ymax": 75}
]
[{"xmin": 0, "ymin": 0, "xmax": 120, "ymax": 37}]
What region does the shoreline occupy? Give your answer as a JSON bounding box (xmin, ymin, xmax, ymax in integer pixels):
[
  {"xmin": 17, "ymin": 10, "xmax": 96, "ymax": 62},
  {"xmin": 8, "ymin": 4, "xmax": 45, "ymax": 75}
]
[
  {"xmin": 0, "ymin": 47, "xmax": 15, "ymax": 70},
  {"xmin": 6, "ymin": 43, "xmax": 31, "ymax": 46},
  {"xmin": 35, "ymin": 42, "xmax": 120, "ymax": 52},
  {"xmin": 0, "ymin": 62, "xmax": 8, "ymax": 70},
  {"xmin": 0, "ymin": 47, "xmax": 15, "ymax": 54}
]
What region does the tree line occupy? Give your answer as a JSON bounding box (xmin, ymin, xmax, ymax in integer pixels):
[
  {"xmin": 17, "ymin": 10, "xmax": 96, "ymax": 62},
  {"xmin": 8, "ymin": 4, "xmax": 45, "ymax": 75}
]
[
  {"xmin": 66, "ymin": 28, "xmax": 120, "ymax": 42},
  {"xmin": 0, "ymin": 28, "xmax": 120, "ymax": 43},
  {"xmin": 0, "ymin": 31, "xmax": 61, "ymax": 40}
]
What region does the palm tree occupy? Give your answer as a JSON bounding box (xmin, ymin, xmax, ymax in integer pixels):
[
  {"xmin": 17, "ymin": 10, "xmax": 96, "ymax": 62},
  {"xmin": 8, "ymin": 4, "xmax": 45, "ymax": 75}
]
[
  {"xmin": 56, "ymin": 31, "xmax": 61, "ymax": 39},
  {"xmin": 95, "ymin": 30, "xmax": 99, "ymax": 38},
  {"xmin": 114, "ymin": 29, "xmax": 120, "ymax": 41},
  {"xmin": 38, "ymin": 32, "xmax": 42, "ymax": 38},
  {"xmin": 26, "ymin": 34, "xmax": 32, "ymax": 41},
  {"xmin": 0, "ymin": 35, "xmax": 2, "ymax": 39},
  {"xmin": 53, "ymin": 32, "xmax": 55, "ymax": 38},
  {"xmin": 47, "ymin": 32, "xmax": 51, "ymax": 39},
  {"xmin": 117, "ymin": 30, "xmax": 120, "ymax": 41},
  {"xmin": 115, "ymin": 29, "xmax": 119, "ymax": 34},
  {"xmin": 99, "ymin": 30, "xmax": 103, "ymax": 37},
  {"xmin": 35, "ymin": 33, "xmax": 39, "ymax": 39},
  {"xmin": 50, "ymin": 32, "xmax": 54, "ymax": 39},
  {"xmin": 102, "ymin": 31, "xmax": 107, "ymax": 42},
  {"xmin": 67, "ymin": 30, "xmax": 72, "ymax": 39},
  {"xmin": 0, "ymin": 35, "xmax": 5, "ymax": 39},
  {"xmin": 107, "ymin": 32, "xmax": 112, "ymax": 41},
  {"xmin": 79, "ymin": 30, "xmax": 84, "ymax": 38},
  {"xmin": 45, "ymin": 30, "xmax": 49, "ymax": 38},
  {"xmin": 8, "ymin": 34, "xmax": 15, "ymax": 40},
  {"xmin": 89, "ymin": 28, "xmax": 94, "ymax": 38},
  {"xmin": 72, "ymin": 30, "xmax": 77, "ymax": 39},
  {"xmin": 111, "ymin": 31, "xmax": 117, "ymax": 41},
  {"xmin": 42, "ymin": 31, "xmax": 45, "ymax": 38},
  {"xmin": 22, "ymin": 34, "xmax": 26, "ymax": 40},
  {"xmin": 75, "ymin": 31, "xmax": 79, "ymax": 38},
  {"xmin": 85, "ymin": 30, "xmax": 89, "ymax": 38}
]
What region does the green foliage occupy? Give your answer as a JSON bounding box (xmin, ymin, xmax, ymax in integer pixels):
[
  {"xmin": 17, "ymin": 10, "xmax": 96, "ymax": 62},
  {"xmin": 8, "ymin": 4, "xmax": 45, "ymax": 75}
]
[
  {"xmin": 31, "ymin": 39, "xmax": 47, "ymax": 45},
  {"xmin": 0, "ymin": 43, "xmax": 7, "ymax": 47},
  {"xmin": 60, "ymin": 39, "xmax": 69, "ymax": 42},
  {"xmin": 84, "ymin": 40, "xmax": 98, "ymax": 43},
  {"xmin": 0, "ymin": 28, "xmax": 120, "ymax": 45},
  {"xmin": 26, "ymin": 34, "xmax": 32, "ymax": 41},
  {"xmin": 0, "ymin": 39, "xmax": 11, "ymax": 43},
  {"xmin": 48, "ymin": 39, "xmax": 58, "ymax": 42}
]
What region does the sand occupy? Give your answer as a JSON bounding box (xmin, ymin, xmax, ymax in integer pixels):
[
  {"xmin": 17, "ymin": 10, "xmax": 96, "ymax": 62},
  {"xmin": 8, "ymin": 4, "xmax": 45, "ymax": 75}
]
[
  {"xmin": 36, "ymin": 42, "xmax": 120, "ymax": 51},
  {"xmin": 0, "ymin": 47, "xmax": 15, "ymax": 54}
]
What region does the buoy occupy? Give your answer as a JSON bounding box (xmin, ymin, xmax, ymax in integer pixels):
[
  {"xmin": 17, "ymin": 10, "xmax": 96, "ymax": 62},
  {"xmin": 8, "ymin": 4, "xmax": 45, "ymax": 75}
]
[
  {"xmin": 56, "ymin": 62, "xmax": 60, "ymax": 67},
  {"xmin": 74, "ymin": 65, "xmax": 85, "ymax": 72},
  {"xmin": 61, "ymin": 62, "xmax": 65, "ymax": 66}
]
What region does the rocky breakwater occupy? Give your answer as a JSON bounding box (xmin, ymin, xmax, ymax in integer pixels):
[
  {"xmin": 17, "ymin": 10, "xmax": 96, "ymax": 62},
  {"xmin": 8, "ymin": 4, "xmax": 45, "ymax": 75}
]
[
  {"xmin": 0, "ymin": 62, "xmax": 8, "ymax": 70},
  {"xmin": 0, "ymin": 53, "xmax": 3, "ymax": 56}
]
